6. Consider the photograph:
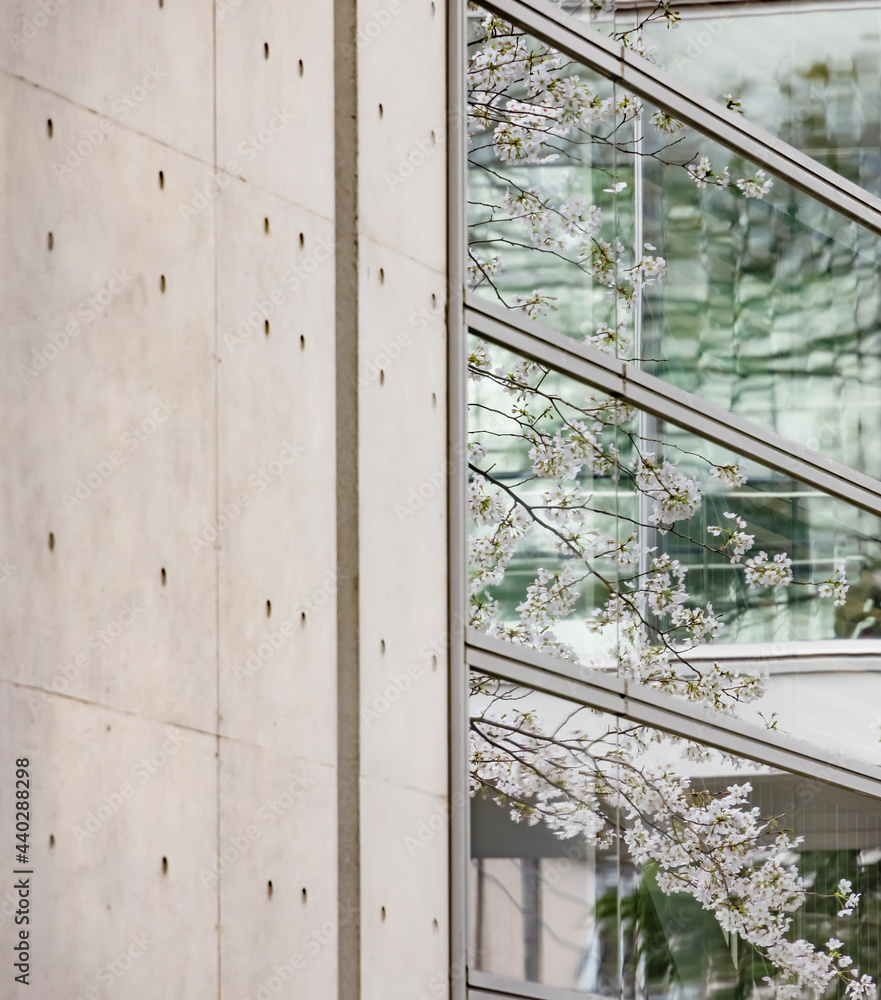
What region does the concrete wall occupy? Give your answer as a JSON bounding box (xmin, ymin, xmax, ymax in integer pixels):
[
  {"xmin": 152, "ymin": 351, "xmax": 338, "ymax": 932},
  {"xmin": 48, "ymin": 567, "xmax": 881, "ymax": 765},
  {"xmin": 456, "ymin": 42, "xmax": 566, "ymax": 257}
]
[{"xmin": 0, "ymin": 1, "xmax": 448, "ymax": 996}]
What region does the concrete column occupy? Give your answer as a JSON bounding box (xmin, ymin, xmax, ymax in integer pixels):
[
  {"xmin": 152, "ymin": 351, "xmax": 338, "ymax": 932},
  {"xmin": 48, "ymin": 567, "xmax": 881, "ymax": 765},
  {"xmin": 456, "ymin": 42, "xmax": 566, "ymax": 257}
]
[{"xmin": 0, "ymin": 0, "xmax": 449, "ymax": 996}]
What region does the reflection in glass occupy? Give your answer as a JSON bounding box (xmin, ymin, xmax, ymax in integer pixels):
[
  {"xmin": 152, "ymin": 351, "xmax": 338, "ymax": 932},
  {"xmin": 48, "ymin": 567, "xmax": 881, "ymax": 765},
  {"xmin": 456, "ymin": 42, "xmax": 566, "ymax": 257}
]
[
  {"xmin": 469, "ymin": 338, "xmax": 881, "ymax": 652},
  {"xmin": 467, "ymin": 7, "xmax": 881, "ymax": 479},
  {"xmin": 469, "ymin": 679, "xmax": 881, "ymax": 997},
  {"xmin": 641, "ymin": 3, "xmax": 881, "ymax": 196}
]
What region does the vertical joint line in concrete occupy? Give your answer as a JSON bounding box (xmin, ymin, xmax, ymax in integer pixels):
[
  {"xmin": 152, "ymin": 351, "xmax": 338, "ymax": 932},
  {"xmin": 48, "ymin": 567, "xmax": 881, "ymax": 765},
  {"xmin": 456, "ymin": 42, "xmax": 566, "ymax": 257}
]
[
  {"xmin": 212, "ymin": 5, "xmax": 221, "ymax": 997},
  {"xmin": 335, "ymin": 1, "xmax": 361, "ymax": 999}
]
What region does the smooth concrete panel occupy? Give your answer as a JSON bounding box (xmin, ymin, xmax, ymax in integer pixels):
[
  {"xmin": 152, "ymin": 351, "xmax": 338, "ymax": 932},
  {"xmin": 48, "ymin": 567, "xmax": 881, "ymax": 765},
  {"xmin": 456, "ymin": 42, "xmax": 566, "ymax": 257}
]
[
  {"xmin": 0, "ymin": 684, "xmax": 218, "ymax": 998},
  {"xmin": 216, "ymin": 0, "xmax": 334, "ymax": 220},
  {"xmin": 0, "ymin": 2, "xmax": 214, "ymax": 163},
  {"xmin": 358, "ymin": 0, "xmax": 447, "ymax": 273},
  {"xmin": 215, "ymin": 182, "xmax": 337, "ymax": 765},
  {"xmin": 0, "ymin": 76, "xmax": 217, "ymax": 732},
  {"xmin": 218, "ymin": 742, "xmax": 338, "ymax": 999},
  {"xmin": 359, "ymin": 240, "xmax": 448, "ymax": 797},
  {"xmin": 360, "ymin": 780, "xmax": 450, "ymax": 1000}
]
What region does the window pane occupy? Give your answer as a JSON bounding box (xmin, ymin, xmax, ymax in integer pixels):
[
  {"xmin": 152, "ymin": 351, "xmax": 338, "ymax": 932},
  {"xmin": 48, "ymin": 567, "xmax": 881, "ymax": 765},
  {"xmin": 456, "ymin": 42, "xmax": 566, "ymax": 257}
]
[
  {"xmin": 640, "ymin": 101, "xmax": 881, "ymax": 481},
  {"xmin": 469, "ymin": 677, "xmax": 881, "ymax": 997},
  {"xmin": 642, "ymin": 2, "xmax": 881, "ymax": 197},
  {"xmin": 469, "ymin": 338, "xmax": 881, "ymax": 646},
  {"xmin": 467, "ymin": 7, "xmax": 881, "ymax": 479}
]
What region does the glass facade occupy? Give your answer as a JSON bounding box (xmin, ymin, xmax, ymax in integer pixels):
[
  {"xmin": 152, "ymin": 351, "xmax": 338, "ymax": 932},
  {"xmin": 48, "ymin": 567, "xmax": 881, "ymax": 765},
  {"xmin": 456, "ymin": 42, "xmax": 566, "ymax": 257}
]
[{"xmin": 458, "ymin": 3, "xmax": 881, "ymax": 1000}]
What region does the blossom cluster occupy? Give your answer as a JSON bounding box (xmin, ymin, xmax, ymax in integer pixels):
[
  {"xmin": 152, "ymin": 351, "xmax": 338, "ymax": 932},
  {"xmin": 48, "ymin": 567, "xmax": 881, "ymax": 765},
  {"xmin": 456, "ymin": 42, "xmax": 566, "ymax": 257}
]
[
  {"xmin": 633, "ymin": 453, "xmax": 702, "ymax": 525},
  {"xmin": 744, "ymin": 550, "xmax": 794, "ymax": 589},
  {"xmin": 687, "ymin": 156, "xmax": 731, "ymax": 190},
  {"xmin": 708, "ymin": 510, "xmax": 755, "ymax": 563}
]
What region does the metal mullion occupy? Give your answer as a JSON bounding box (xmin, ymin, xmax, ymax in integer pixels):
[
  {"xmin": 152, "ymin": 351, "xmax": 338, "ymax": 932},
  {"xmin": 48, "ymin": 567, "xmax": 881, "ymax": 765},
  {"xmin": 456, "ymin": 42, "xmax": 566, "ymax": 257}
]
[
  {"xmin": 615, "ymin": 0, "xmax": 881, "ymax": 12},
  {"xmin": 621, "ymin": 368, "xmax": 881, "ymax": 510},
  {"xmin": 469, "ymin": 969, "xmax": 608, "ymax": 999},
  {"xmin": 478, "ymin": 0, "xmax": 881, "ymax": 236},
  {"xmin": 468, "ymin": 642, "xmax": 627, "ymax": 716},
  {"xmin": 465, "ymin": 294, "xmax": 881, "ymax": 516},
  {"xmin": 465, "ymin": 299, "xmax": 624, "ymax": 395},
  {"xmin": 466, "ymin": 630, "xmax": 881, "ymax": 798},
  {"xmin": 450, "ymin": 1, "xmax": 470, "ymax": 998}
]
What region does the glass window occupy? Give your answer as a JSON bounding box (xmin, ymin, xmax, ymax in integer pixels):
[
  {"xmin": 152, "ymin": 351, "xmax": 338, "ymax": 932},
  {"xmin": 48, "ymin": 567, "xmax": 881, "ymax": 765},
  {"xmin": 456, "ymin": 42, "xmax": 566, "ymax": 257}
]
[
  {"xmin": 467, "ymin": 5, "xmax": 881, "ymax": 479},
  {"xmin": 470, "ymin": 679, "xmax": 881, "ymax": 997},
  {"xmin": 469, "ymin": 338, "xmax": 881, "ymax": 648},
  {"xmin": 641, "ymin": 2, "xmax": 881, "ymax": 196}
]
